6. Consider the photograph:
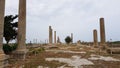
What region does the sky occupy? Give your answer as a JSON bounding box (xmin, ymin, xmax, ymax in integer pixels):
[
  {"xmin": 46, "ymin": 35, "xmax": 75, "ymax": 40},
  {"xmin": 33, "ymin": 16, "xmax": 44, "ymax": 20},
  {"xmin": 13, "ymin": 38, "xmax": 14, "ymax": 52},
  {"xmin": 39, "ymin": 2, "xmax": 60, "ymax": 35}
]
[{"xmin": 4, "ymin": 0, "xmax": 120, "ymax": 43}]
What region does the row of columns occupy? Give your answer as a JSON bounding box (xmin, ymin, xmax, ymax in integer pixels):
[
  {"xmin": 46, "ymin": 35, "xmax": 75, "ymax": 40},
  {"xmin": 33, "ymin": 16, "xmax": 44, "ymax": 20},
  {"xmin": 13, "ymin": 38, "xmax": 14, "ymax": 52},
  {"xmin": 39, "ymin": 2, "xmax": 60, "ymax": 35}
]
[
  {"xmin": 49, "ymin": 18, "xmax": 105, "ymax": 47},
  {"xmin": 49, "ymin": 26, "xmax": 74, "ymax": 45},
  {"xmin": 49, "ymin": 26, "xmax": 58, "ymax": 44},
  {"xmin": 93, "ymin": 18, "xmax": 106, "ymax": 47}
]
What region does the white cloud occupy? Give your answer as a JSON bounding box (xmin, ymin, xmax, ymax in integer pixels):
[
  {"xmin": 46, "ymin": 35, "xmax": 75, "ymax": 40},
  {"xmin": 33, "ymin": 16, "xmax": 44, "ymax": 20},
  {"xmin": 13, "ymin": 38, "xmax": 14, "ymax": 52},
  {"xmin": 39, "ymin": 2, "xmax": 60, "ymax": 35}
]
[{"xmin": 5, "ymin": 0, "xmax": 120, "ymax": 43}]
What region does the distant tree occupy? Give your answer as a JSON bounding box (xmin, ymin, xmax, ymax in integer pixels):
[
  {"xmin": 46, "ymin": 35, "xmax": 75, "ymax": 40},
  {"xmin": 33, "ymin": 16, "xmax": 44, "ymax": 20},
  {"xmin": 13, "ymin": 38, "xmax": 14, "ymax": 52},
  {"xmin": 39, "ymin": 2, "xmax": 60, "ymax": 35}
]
[
  {"xmin": 65, "ymin": 36, "xmax": 72, "ymax": 44},
  {"xmin": 4, "ymin": 15, "xmax": 18, "ymax": 44}
]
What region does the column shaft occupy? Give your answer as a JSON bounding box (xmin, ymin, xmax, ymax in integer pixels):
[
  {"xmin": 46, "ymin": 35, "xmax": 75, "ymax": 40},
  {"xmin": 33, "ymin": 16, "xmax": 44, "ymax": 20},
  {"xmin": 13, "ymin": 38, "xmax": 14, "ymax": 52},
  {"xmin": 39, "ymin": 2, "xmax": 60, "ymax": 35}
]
[
  {"xmin": 100, "ymin": 18, "xmax": 106, "ymax": 45},
  {"xmin": 71, "ymin": 33, "xmax": 73, "ymax": 43},
  {"xmin": 49, "ymin": 26, "xmax": 52, "ymax": 44},
  {"xmin": 93, "ymin": 29, "xmax": 98, "ymax": 46},
  {"xmin": 0, "ymin": 0, "xmax": 5, "ymax": 53},
  {"xmin": 54, "ymin": 31, "xmax": 56, "ymax": 44},
  {"xmin": 51, "ymin": 29, "xmax": 53, "ymax": 44},
  {"xmin": 17, "ymin": 0, "xmax": 26, "ymax": 50}
]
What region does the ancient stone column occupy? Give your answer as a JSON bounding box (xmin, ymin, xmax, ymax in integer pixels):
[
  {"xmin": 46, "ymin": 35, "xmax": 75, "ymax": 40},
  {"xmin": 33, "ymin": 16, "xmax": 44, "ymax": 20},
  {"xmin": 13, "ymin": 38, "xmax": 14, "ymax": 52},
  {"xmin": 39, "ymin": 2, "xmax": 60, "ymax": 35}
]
[
  {"xmin": 100, "ymin": 18, "xmax": 106, "ymax": 46},
  {"xmin": 54, "ymin": 31, "xmax": 56, "ymax": 44},
  {"xmin": 49, "ymin": 26, "xmax": 51, "ymax": 44},
  {"xmin": 49, "ymin": 26, "xmax": 52, "ymax": 44},
  {"xmin": 93, "ymin": 29, "xmax": 98, "ymax": 47},
  {"xmin": 71, "ymin": 33, "xmax": 73, "ymax": 43},
  {"xmin": 57, "ymin": 36, "xmax": 60, "ymax": 44},
  {"xmin": 0, "ymin": 0, "xmax": 5, "ymax": 54},
  {"xmin": 51, "ymin": 29, "xmax": 53, "ymax": 44},
  {"xmin": 17, "ymin": 0, "xmax": 26, "ymax": 50},
  {"xmin": 12, "ymin": 0, "xmax": 27, "ymax": 60},
  {"xmin": 0, "ymin": 0, "xmax": 9, "ymax": 67}
]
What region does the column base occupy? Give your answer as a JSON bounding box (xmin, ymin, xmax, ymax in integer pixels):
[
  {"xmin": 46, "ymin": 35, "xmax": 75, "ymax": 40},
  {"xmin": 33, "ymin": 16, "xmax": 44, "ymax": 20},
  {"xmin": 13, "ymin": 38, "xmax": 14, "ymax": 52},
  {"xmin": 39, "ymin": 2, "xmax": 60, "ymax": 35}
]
[
  {"xmin": 99, "ymin": 44, "xmax": 107, "ymax": 50},
  {"xmin": 48, "ymin": 43, "xmax": 53, "ymax": 46},
  {"xmin": 93, "ymin": 45, "xmax": 99, "ymax": 48},
  {"xmin": 11, "ymin": 49, "xmax": 28, "ymax": 60},
  {"xmin": 0, "ymin": 54, "xmax": 9, "ymax": 68}
]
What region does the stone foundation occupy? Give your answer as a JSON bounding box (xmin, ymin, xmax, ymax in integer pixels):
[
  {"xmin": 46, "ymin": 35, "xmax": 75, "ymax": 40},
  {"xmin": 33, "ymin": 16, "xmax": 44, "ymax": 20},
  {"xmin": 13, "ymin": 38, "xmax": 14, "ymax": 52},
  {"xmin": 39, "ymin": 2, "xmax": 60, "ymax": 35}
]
[
  {"xmin": 11, "ymin": 50, "xmax": 27, "ymax": 60},
  {"xmin": 106, "ymin": 44, "xmax": 120, "ymax": 54},
  {"xmin": 99, "ymin": 44, "xmax": 107, "ymax": 50},
  {"xmin": 0, "ymin": 54, "xmax": 9, "ymax": 68}
]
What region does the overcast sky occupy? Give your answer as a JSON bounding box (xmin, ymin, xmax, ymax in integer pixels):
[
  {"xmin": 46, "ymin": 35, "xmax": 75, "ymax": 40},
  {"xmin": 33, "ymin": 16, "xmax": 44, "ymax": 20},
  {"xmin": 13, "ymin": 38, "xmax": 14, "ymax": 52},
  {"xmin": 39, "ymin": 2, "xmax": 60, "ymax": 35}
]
[{"xmin": 5, "ymin": 0, "xmax": 120, "ymax": 43}]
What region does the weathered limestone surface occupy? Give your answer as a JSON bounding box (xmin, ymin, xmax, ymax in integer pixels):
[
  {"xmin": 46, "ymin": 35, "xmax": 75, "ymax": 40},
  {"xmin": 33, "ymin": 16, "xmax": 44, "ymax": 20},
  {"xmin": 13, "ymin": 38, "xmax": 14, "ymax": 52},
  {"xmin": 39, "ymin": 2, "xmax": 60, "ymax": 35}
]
[
  {"xmin": 0, "ymin": 0, "xmax": 5, "ymax": 54},
  {"xmin": 54, "ymin": 31, "xmax": 56, "ymax": 44},
  {"xmin": 17, "ymin": 0, "xmax": 26, "ymax": 50},
  {"xmin": 93, "ymin": 29, "xmax": 98, "ymax": 47},
  {"xmin": 51, "ymin": 29, "xmax": 53, "ymax": 44},
  {"xmin": 49, "ymin": 26, "xmax": 51, "ymax": 44},
  {"xmin": 0, "ymin": 0, "xmax": 9, "ymax": 67},
  {"xmin": 49, "ymin": 26, "xmax": 53, "ymax": 44},
  {"xmin": 100, "ymin": 18, "xmax": 106, "ymax": 47},
  {"xmin": 13, "ymin": 0, "xmax": 27, "ymax": 60},
  {"xmin": 71, "ymin": 33, "xmax": 73, "ymax": 43},
  {"xmin": 57, "ymin": 36, "xmax": 60, "ymax": 44}
]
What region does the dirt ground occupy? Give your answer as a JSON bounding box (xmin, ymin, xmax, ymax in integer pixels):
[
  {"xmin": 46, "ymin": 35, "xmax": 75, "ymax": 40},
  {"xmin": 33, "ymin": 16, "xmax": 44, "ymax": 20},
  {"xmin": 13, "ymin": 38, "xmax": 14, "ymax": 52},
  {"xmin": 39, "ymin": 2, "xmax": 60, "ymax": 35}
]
[{"xmin": 7, "ymin": 44, "xmax": 120, "ymax": 68}]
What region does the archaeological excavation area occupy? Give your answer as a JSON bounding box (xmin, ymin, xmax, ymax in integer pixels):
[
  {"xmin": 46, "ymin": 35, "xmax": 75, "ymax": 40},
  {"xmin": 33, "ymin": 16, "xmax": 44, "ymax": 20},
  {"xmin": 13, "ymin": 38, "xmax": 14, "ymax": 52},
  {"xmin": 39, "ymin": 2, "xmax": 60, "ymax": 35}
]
[{"xmin": 0, "ymin": 0, "xmax": 120, "ymax": 68}]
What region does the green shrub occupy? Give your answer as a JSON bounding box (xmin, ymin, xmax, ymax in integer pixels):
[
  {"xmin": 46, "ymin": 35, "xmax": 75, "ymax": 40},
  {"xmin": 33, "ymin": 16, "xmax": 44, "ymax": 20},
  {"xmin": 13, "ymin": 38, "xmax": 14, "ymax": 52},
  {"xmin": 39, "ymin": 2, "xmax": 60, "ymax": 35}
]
[
  {"xmin": 3, "ymin": 43, "xmax": 18, "ymax": 54},
  {"xmin": 38, "ymin": 47, "xmax": 45, "ymax": 52},
  {"xmin": 3, "ymin": 44, "xmax": 12, "ymax": 54},
  {"xmin": 29, "ymin": 47, "xmax": 45, "ymax": 55},
  {"xmin": 11, "ymin": 43, "xmax": 17, "ymax": 50},
  {"xmin": 29, "ymin": 48, "xmax": 34, "ymax": 51},
  {"xmin": 65, "ymin": 36, "xmax": 72, "ymax": 44}
]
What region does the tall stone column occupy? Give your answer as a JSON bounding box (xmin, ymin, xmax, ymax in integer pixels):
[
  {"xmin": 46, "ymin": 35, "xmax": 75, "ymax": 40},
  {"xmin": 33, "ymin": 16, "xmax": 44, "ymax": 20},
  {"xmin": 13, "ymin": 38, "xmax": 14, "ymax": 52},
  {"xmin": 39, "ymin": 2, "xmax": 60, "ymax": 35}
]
[
  {"xmin": 17, "ymin": 0, "xmax": 26, "ymax": 50},
  {"xmin": 0, "ymin": 0, "xmax": 5, "ymax": 54},
  {"xmin": 49, "ymin": 26, "xmax": 52, "ymax": 44},
  {"xmin": 49, "ymin": 26, "xmax": 51, "ymax": 44},
  {"xmin": 100, "ymin": 18, "xmax": 106, "ymax": 46},
  {"xmin": 57, "ymin": 36, "xmax": 60, "ymax": 44},
  {"xmin": 0, "ymin": 0, "xmax": 9, "ymax": 67},
  {"xmin": 54, "ymin": 31, "xmax": 56, "ymax": 44},
  {"xmin": 51, "ymin": 29, "xmax": 53, "ymax": 44},
  {"xmin": 93, "ymin": 29, "xmax": 98, "ymax": 47},
  {"xmin": 71, "ymin": 33, "xmax": 73, "ymax": 43},
  {"xmin": 13, "ymin": 0, "xmax": 27, "ymax": 60}
]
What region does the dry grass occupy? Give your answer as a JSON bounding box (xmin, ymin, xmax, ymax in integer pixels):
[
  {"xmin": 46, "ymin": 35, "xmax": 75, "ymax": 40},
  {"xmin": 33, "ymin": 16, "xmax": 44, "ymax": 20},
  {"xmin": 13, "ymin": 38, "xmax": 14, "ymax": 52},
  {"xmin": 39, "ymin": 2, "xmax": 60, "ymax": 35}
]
[
  {"xmin": 24, "ymin": 52, "xmax": 67, "ymax": 68},
  {"xmin": 7, "ymin": 44, "xmax": 120, "ymax": 68}
]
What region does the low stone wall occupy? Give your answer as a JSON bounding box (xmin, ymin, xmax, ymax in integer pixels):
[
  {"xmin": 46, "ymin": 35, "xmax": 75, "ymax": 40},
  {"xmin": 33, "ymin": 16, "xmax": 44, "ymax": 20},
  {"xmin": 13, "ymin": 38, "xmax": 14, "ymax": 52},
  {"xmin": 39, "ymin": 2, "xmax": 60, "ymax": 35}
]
[
  {"xmin": 108, "ymin": 44, "xmax": 120, "ymax": 47},
  {"xmin": 106, "ymin": 44, "xmax": 120, "ymax": 54}
]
